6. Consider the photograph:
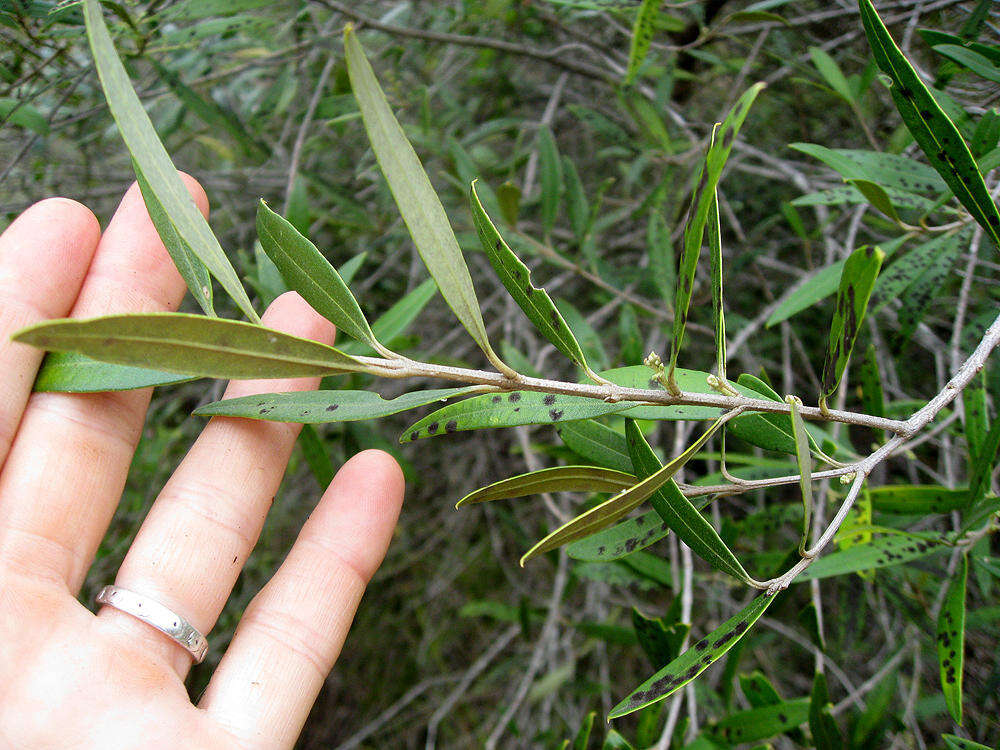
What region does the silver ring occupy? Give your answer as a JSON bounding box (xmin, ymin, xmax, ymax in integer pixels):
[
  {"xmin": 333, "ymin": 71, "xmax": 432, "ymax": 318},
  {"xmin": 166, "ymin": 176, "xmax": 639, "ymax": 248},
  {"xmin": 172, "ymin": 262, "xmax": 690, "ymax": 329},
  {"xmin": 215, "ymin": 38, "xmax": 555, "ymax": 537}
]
[{"xmin": 96, "ymin": 585, "xmax": 209, "ymax": 664}]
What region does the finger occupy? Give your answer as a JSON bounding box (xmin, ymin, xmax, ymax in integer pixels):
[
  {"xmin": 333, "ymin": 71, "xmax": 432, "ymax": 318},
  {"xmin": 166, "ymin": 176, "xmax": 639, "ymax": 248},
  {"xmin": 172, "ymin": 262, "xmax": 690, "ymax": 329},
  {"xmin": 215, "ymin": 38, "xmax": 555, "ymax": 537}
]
[
  {"xmin": 0, "ymin": 198, "xmax": 100, "ymax": 468},
  {"xmin": 96, "ymin": 292, "xmax": 336, "ymax": 677},
  {"xmin": 0, "ymin": 175, "xmax": 206, "ymax": 590},
  {"xmin": 200, "ymin": 449, "xmax": 404, "ymax": 750}
]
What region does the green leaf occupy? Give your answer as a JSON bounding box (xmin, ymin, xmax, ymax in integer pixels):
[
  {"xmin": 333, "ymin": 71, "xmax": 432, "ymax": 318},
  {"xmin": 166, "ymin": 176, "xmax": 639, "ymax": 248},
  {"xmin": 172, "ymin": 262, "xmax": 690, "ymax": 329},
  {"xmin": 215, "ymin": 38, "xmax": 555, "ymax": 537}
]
[
  {"xmin": 647, "ymin": 212, "xmax": 676, "ymax": 309},
  {"xmin": 859, "ymin": 0, "xmax": 1000, "ymax": 249},
  {"xmin": 847, "ymin": 178, "xmax": 901, "ymax": 221},
  {"xmin": 567, "ymin": 510, "xmax": 674, "ymax": 561},
  {"xmin": 705, "ymin": 698, "xmax": 810, "ymax": 745},
  {"xmin": 0, "ymin": 97, "xmax": 49, "ymax": 135},
  {"xmin": 793, "ymin": 533, "xmax": 948, "ymax": 581},
  {"xmin": 963, "ymin": 370, "xmax": 989, "ymax": 465},
  {"xmin": 256, "ymin": 201, "xmax": 382, "ymax": 352},
  {"xmin": 766, "ymin": 259, "xmax": 846, "ymax": 328},
  {"xmin": 627, "ymin": 419, "xmax": 753, "ymax": 583},
  {"xmin": 809, "ymin": 671, "xmax": 843, "ymax": 750},
  {"xmin": 668, "ymin": 83, "xmax": 765, "ymax": 391},
  {"xmin": 625, "ymin": 0, "xmax": 659, "ymax": 84},
  {"xmin": 608, "ymin": 593, "xmax": 779, "ymax": 719},
  {"xmin": 632, "ymin": 608, "xmax": 688, "ymax": 669},
  {"xmin": 538, "ymin": 124, "xmax": 563, "ymax": 239},
  {"xmin": 563, "ymin": 156, "xmax": 589, "ymax": 241},
  {"xmin": 297, "ymin": 424, "xmax": 335, "ymax": 488},
  {"xmin": 457, "ymin": 466, "xmax": 637, "ymax": 507},
  {"xmin": 470, "ymin": 181, "xmax": 596, "ymax": 378},
  {"xmin": 868, "ymin": 485, "xmax": 971, "ymax": 514},
  {"xmin": 739, "ymin": 671, "xmax": 783, "ymax": 708},
  {"xmin": 343, "ymin": 25, "xmax": 511, "ymax": 375},
  {"xmin": 942, "ymin": 735, "xmax": 994, "ymax": 750},
  {"xmin": 601, "ymin": 730, "xmax": 636, "ymax": 750},
  {"xmin": 968, "ymin": 419, "xmax": 1000, "ymax": 505},
  {"xmin": 790, "ymin": 143, "xmax": 947, "ymax": 193},
  {"xmin": 937, "ymin": 554, "xmax": 968, "ymax": 725},
  {"xmin": 195, "ymin": 386, "xmax": 480, "ymax": 423},
  {"xmin": 933, "ymin": 44, "xmax": 1000, "ymax": 85},
  {"xmin": 13, "ymin": 313, "xmax": 371, "ymax": 380},
  {"xmin": 400, "ymin": 390, "xmax": 629, "ymax": 442},
  {"xmin": 33, "ymin": 351, "xmax": 194, "ymax": 392},
  {"xmin": 572, "ymin": 711, "xmax": 596, "ymax": 750},
  {"xmin": 708, "ymin": 188, "xmax": 726, "ymax": 382},
  {"xmin": 82, "ymin": 0, "xmax": 258, "ymax": 322},
  {"xmin": 819, "ymin": 245, "xmax": 884, "ymax": 408},
  {"xmin": 872, "ymin": 232, "xmax": 963, "ymax": 311},
  {"xmin": 893, "ymin": 232, "xmax": 966, "ymax": 346},
  {"xmin": 401, "ymin": 366, "xmax": 727, "ymax": 442},
  {"xmin": 521, "ymin": 411, "xmax": 738, "ymax": 565},
  {"xmin": 557, "ymin": 420, "xmax": 633, "ymax": 473},
  {"xmin": 133, "ymin": 155, "xmax": 213, "ymax": 318},
  {"xmin": 786, "ymin": 396, "xmax": 813, "ymax": 554},
  {"xmin": 810, "ymin": 46, "xmax": 854, "ymax": 103},
  {"xmin": 497, "ymin": 180, "xmax": 521, "ymax": 225}
]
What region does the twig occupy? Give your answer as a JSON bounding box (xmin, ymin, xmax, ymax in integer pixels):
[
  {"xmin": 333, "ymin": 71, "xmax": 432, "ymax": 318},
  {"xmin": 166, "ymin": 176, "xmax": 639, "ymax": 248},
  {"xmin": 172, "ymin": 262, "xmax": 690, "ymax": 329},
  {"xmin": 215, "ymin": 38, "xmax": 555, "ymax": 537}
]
[{"xmin": 313, "ymin": 0, "xmax": 617, "ymax": 85}]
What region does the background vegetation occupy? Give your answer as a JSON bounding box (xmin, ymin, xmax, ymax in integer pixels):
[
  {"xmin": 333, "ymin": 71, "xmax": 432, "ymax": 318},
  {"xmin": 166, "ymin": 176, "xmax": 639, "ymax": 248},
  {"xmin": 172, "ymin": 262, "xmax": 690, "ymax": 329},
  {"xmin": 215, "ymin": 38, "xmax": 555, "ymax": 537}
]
[{"xmin": 2, "ymin": 0, "xmax": 999, "ymax": 747}]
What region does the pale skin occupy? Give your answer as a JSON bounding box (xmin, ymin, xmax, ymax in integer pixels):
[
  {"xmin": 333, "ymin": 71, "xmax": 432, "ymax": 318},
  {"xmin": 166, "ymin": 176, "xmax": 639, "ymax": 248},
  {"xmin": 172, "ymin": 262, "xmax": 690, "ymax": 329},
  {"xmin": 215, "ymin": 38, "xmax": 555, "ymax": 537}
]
[{"xmin": 0, "ymin": 175, "xmax": 405, "ymax": 749}]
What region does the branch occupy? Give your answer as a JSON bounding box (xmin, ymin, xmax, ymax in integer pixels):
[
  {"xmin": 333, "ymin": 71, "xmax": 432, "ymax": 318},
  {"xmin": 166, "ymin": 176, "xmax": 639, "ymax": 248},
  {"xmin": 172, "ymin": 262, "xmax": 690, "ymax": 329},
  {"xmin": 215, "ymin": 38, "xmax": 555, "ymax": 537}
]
[{"xmin": 313, "ymin": 0, "xmax": 617, "ymax": 85}]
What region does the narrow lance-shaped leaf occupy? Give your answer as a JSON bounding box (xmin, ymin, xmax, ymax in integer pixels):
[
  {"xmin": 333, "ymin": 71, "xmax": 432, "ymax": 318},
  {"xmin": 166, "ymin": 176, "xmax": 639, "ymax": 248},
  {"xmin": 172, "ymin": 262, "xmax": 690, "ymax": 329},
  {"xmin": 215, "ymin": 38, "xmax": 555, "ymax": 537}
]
[
  {"xmin": 457, "ymin": 466, "xmax": 637, "ymax": 508},
  {"xmin": 819, "ymin": 245, "xmax": 884, "ymax": 411},
  {"xmin": 626, "ymin": 419, "xmax": 754, "ymax": 584},
  {"xmin": 868, "ymin": 485, "xmax": 971, "ymax": 514},
  {"xmin": 809, "ymin": 671, "xmax": 844, "ymax": 750},
  {"xmin": 942, "ymin": 735, "xmax": 993, "ymax": 750},
  {"xmin": 82, "ymin": 0, "xmax": 258, "ymax": 322},
  {"xmin": 557, "ymin": 420, "xmax": 633, "ymax": 474},
  {"xmin": 858, "ymin": 0, "xmax": 1000, "ymax": 249},
  {"xmin": 195, "ymin": 386, "xmax": 481, "ymax": 424},
  {"xmin": 667, "ymin": 83, "xmax": 765, "ymax": 392},
  {"xmin": 708, "ymin": 185, "xmax": 727, "ymax": 383},
  {"xmin": 608, "ymin": 592, "xmax": 779, "ymax": 719},
  {"xmin": 860, "ymin": 343, "xmax": 885, "ymax": 442},
  {"xmin": 786, "ymin": 395, "xmax": 814, "ymax": 554},
  {"xmin": 937, "ymin": 554, "xmax": 968, "ymax": 725},
  {"xmin": 343, "ymin": 25, "xmax": 514, "ymax": 376},
  {"xmin": 625, "ymin": 0, "xmax": 659, "ymax": 85},
  {"xmin": 13, "ymin": 313, "xmax": 374, "ymax": 380},
  {"xmin": 567, "ymin": 510, "xmax": 675, "ymax": 562},
  {"xmin": 519, "ymin": 409, "xmax": 741, "ymax": 566},
  {"xmin": 705, "ymin": 699, "xmax": 811, "ymax": 746},
  {"xmin": 537, "ymin": 124, "xmax": 562, "ymax": 241},
  {"xmin": 794, "ymin": 533, "xmax": 948, "ymax": 582},
  {"xmin": 471, "ymin": 180, "xmax": 602, "ymax": 382},
  {"xmin": 134, "ymin": 165, "xmax": 213, "ymax": 317},
  {"xmin": 847, "ymin": 178, "xmax": 901, "ymax": 222},
  {"xmin": 962, "ymin": 370, "xmax": 989, "ymax": 466},
  {"xmin": 256, "ymin": 200, "xmax": 387, "ymax": 355},
  {"xmin": 34, "ymin": 351, "xmax": 194, "ymax": 393}
]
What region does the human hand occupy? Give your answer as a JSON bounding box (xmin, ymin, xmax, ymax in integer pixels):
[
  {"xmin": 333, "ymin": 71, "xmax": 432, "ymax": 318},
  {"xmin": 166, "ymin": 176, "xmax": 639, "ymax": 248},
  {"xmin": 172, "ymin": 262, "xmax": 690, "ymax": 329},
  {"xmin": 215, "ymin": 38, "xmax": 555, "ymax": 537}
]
[{"xmin": 0, "ymin": 177, "xmax": 404, "ymax": 748}]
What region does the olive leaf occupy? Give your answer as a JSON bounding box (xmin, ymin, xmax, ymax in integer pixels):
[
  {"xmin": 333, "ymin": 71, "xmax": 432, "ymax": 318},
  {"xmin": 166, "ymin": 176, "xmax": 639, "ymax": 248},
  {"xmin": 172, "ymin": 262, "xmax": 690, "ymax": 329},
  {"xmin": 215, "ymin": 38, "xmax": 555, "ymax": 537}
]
[
  {"xmin": 626, "ymin": 419, "xmax": 754, "ymax": 584},
  {"xmin": 608, "ymin": 592, "xmax": 779, "ymax": 719},
  {"xmin": 519, "ymin": 409, "xmax": 740, "ymax": 565},
  {"xmin": 470, "ymin": 180, "xmax": 601, "ymax": 381},
  {"xmin": 936, "ymin": 554, "xmax": 967, "ymax": 725},
  {"xmin": 667, "ymin": 82, "xmax": 765, "ymax": 392},
  {"xmin": 256, "ymin": 200, "xmax": 386, "ymax": 354},
  {"xmin": 195, "ymin": 386, "xmax": 481, "ymax": 423},
  {"xmin": 343, "ymin": 25, "xmax": 514, "ymax": 376},
  {"xmin": 82, "ymin": 0, "xmax": 258, "ymax": 322},
  {"xmin": 819, "ymin": 245, "xmax": 884, "ymax": 410},
  {"xmin": 859, "ymin": 0, "xmax": 1000, "ymax": 249},
  {"xmin": 786, "ymin": 395, "xmax": 814, "ymax": 554},
  {"xmin": 457, "ymin": 466, "xmax": 637, "ymax": 507},
  {"xmin": 13, "ymin": 313, "xmax": 374, "ymax": 380}
]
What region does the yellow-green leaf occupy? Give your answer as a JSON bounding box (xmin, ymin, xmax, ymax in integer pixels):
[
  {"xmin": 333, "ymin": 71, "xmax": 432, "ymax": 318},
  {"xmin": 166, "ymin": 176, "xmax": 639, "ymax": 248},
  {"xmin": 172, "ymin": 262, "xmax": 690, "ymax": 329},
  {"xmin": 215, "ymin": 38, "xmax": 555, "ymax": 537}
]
[{"xmin": 458, "ymin": 466, "xmax": 637, "ymax": 507}]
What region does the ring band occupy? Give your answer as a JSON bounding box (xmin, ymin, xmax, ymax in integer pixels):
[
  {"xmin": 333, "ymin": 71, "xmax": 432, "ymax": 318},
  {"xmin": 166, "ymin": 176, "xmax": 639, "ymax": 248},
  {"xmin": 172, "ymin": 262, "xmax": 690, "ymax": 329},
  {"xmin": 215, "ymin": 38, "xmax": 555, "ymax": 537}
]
[{"xmin": 96, "ymin": 585, "xmax": 209, "ymax": 664}]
